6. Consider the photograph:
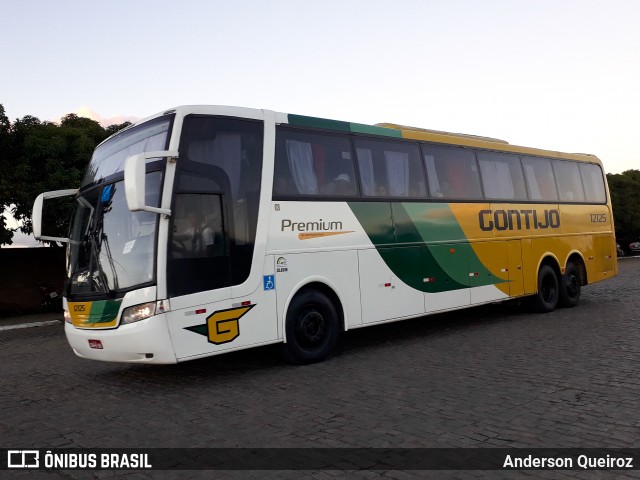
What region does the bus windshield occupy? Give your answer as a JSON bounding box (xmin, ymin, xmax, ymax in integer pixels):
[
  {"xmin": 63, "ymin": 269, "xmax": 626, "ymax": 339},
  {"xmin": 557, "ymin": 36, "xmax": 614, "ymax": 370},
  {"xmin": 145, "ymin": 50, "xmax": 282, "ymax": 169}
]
[
  {"xmin": 67, "ymin": 173, "xmax": 163, "ymax": 297},
  {"xmin": 67, "ymin": 116, "xmax": 172, "ymax": 298},
  {"xmin": 81, "ymin": 116, "xmax": 171, "ymax": 187}
]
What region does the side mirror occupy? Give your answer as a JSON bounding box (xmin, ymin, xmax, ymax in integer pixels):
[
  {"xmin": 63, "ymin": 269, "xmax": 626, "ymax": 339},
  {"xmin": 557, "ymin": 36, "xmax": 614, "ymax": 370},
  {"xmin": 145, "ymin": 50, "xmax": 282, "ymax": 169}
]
[
  {"xmin": 32, "ymin": 189, "xmax": 79, "ymax": 242},
  {"xmin": 124, "ymin": 150, "xmax": 177, "ymax": 215}
]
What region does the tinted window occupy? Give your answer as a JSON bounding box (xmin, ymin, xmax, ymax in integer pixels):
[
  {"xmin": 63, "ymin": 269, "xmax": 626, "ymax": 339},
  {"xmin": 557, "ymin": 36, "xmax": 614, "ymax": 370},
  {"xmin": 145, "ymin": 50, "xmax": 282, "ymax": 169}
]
[
  {"xmin": 579, "ymin": 163, "xmax": 606, "ymax": 203},
  {"xmin": 354, "ymin": 138, "xmax": 425, "ymax": 198},
  {"xmin": 477, "ymin": 152, "xmax": 527, "ymax": 200},
  {"xmin": 274, "ymin": 128, "xmax": 357, "ymax": 197},
  {"xmin": 521, "ymin": 156, "xmax": 559, "ymax": 202},
  {"xmin": 553, "ymin": 160, "xmax": 586, "ymax": 202},
  {"xmin": 169, "ymin": 116, "xmax": 263, "ymax": 296},
  {"xmin": 421, "ymin": 145, "xmax": 483, "ymax": 200},
  {"xmin": 83, "ymin": 117, "xmax": 171, "ymax": 188},
  {"xmin": 169, "ymin": 193, "xmax": 230, "ymax": 296}
]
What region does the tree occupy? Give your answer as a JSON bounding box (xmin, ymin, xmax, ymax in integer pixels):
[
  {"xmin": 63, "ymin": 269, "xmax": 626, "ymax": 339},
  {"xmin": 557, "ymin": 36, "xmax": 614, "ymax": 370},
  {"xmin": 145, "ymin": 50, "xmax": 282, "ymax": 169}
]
[
  {"xmin": 0, "ymin": 104, "xmax": 131, "ymax": 246},
  {"xmin": 105, "ymin": 121, "xmax": 132, "ymax": 137},
  {"xmin": 0, "ymin": 104, "xmax": 13, "ymax": 245},
  {"xmin": 607, "ymin": 170, "xmax": 640, "ymax": 245}
]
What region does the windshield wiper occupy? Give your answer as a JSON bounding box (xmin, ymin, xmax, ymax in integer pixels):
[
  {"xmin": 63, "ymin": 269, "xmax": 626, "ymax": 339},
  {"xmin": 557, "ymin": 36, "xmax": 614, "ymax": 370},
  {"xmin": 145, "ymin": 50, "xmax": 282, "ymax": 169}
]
[
  {"xmin": 100, "ymin": 232, "xmax": 120, "ymax": 292},
  {"xmin": 88, "ymin": 230, "xmax": 110, "ymax": 294}
]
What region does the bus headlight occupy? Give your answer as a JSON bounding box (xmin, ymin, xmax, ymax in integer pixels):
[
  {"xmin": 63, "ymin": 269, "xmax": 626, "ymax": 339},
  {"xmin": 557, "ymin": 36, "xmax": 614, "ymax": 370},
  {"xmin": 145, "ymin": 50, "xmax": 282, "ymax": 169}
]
[
  {"xmin": 63, "ymin": 309, "xmax": 72, "ymax": 324},
  {"xmin": 121, "ymin": 302, "xmax": 157, "ymax": 324}
]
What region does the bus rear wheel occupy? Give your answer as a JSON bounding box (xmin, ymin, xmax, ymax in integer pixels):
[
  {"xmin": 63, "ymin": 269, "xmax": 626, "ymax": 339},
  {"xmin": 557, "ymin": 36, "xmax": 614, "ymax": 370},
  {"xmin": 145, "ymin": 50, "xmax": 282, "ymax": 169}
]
[
  {"xmin": 530, "ymin": 264, "xmax": 559, "ymax": 313},
  {"xmin": 559, "ymin": 261, "xmax": 581, "ymax": 308},
  {"xmin": 282, "ymin": 289, "xmax": 339, "ymax": 364}
]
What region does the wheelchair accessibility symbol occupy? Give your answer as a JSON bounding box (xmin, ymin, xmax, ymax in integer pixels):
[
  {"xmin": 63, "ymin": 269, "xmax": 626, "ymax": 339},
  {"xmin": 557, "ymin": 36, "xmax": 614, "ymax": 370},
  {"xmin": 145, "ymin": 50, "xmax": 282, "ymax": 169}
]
[{"xmin": 263, "ymin": 275, "xmax": 275, "ymax": 291}]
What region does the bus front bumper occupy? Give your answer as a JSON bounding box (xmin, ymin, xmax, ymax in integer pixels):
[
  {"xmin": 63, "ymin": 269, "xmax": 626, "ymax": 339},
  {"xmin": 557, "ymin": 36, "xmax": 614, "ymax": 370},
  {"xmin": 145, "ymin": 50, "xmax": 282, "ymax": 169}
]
[{"xmin": 64, "ymin": 315, "xmax": 177, "ymax": 364}]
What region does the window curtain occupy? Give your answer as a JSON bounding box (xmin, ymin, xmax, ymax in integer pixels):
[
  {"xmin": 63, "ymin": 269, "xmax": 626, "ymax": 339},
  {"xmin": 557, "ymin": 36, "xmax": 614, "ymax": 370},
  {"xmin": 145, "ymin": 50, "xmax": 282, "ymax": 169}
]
[
  {"xmin": 384, "ymin": 151, "xmax": 409, "ymax": 196},
  {"xmin": 423, "ymin": 155, "xmax": 443, "ymax": 197},
  {"xmin": 188, "ymin": 134, "xmax": 242, "ymax": 200},
  {"xmin": 580, "ymin": 164, "xmax": 606, "ymax": 203},
  {"xmin": 212, "ymin": 134, "xmax": 241, "ymax": 200},
  {"xmin": 479, "ymin": 160, "xmax": 514, "ymax": 199},
  {"xmin": 523, "ymin": 164, "xmax": 542, "ymax": 200},
  {"xmin": 356, "ymin": 148, "xmax": 375, "ymax": 196},
  {"xmin": 286, "ymin": 140, "xmax": 317, "ymax": 194}
]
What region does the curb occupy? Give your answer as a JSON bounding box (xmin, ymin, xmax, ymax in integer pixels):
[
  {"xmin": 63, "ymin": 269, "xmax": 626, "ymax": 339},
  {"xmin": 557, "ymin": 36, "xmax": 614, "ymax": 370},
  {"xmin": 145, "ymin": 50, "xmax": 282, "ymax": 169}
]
[{"xmin": 0, "ymin": 320, "xmax": 62, "ymax": 332}]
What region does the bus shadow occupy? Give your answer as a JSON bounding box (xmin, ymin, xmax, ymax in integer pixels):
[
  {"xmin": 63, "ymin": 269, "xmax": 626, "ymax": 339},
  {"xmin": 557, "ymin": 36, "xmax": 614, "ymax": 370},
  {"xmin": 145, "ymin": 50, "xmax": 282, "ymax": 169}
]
[
  {"xmin": 91, "ymin": 300, "xmax": 530, "ymax": 387},
  {"xmin": 338, "ymin": 300, "xmax": 528, "ymax": 357}
]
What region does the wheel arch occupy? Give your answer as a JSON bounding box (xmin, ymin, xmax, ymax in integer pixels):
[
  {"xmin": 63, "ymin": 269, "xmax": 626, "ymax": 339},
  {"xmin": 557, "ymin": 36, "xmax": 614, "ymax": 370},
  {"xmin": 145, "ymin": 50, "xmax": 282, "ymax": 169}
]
[
  {"xmin": 281, "ymin": 278, "xmax": 346, "ymax": 344},
  {"xmin": 537, "ymin": 254, "xmax": 562, "ymax": 287},
  {"xmin": 565, "ymin": 251, "xmax": 588, "ymax": 286}
]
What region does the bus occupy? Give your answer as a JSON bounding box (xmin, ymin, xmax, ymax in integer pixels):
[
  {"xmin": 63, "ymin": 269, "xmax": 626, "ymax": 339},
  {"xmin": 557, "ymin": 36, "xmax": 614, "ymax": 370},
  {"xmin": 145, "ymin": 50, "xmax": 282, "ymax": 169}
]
[{"xmin": 32, "ymin": 105, "xmax": 617, "ymax": 364}]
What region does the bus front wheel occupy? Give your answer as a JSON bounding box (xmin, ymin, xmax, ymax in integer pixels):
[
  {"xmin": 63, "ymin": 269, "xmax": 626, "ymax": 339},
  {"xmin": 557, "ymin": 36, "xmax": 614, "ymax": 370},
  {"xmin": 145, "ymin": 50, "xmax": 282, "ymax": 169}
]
[
  {"xmin": 282, "ymin": 289, "xmax": 339, "ymax": 364},
  {"xmin": 531, "ymin": 264, "xmax": 559, "ymax": 313}
]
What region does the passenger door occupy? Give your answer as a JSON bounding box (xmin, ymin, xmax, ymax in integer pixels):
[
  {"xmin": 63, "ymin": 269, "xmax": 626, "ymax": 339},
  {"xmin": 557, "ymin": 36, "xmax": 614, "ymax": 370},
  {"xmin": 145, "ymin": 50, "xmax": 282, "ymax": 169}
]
[{"xmin": 167, "ymin": 192, "xmax": 230, "ymax": 298}]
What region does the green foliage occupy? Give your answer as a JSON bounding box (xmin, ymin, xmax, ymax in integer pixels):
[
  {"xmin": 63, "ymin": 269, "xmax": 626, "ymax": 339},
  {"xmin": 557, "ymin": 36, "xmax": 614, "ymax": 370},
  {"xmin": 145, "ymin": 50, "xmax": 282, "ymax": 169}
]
[
  {"xmin": 607, "ymin": 170, "xmax": 640, "ymax": 245},
  {"xmin": 1, "ymin": 101, "xmax": 637, "ymax": 250},
  {"xmin": 105, "ymin": 121, "xmax": 132, "ymax": 137},
  {"xmin": 0, "ymin": 104, "xmax": 131, "ymax": 246}
]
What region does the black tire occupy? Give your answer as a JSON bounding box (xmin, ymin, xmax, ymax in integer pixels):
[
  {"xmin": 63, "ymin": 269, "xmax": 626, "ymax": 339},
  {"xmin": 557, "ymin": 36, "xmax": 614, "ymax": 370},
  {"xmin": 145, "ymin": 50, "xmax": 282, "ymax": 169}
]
[
  {"xmin": 530, "ymin": 264, "xmax": 559, "ymax": 313},
  {"xmin": 559, "ymin": 261, "xmax": 582, "ymax": 308},
  {"xmin": 282, "ymin": 289, "xmax": 339, "ymax": 364}
]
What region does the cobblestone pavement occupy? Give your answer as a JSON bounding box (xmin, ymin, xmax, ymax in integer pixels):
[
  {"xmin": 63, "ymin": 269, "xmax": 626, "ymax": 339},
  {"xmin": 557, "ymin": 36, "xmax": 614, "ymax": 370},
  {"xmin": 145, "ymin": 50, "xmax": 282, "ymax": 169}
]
[{"xmin": 2, "ymin": 259, "xmax": 640, "ymax": 480}]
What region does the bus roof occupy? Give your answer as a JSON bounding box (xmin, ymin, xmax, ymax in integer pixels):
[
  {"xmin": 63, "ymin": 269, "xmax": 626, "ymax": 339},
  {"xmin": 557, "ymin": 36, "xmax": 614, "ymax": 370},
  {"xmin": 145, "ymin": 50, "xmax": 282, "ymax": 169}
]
[
  {"xmin": 112, "ymin": 105, "xmax": 602, "ymax": 166},
  {"xmin": 375, "ymin": 123, "xmax": 510, "ymax": 145},
  {"xmin": 285, "ymin": 113, "xmax": 601, "ymax": 165}
]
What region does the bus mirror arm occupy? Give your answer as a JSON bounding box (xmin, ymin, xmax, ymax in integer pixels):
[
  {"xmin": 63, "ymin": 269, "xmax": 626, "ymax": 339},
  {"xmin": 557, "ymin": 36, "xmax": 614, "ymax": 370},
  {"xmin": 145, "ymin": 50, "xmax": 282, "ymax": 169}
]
[
  {"xmin": 124, "ymin": 150, "xmax": 177, "ymax": 216},
  {"xmin": 32, "ymin": 189, "xmax": 79, "ymax": 242}
]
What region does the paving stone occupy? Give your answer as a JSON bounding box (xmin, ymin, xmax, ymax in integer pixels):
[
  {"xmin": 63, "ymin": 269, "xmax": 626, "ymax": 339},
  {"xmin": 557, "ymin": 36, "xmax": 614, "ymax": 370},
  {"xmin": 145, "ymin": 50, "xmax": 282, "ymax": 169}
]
[{"xmin": 2, "ymin": 260, "xmax": 640, "ymax": 479}]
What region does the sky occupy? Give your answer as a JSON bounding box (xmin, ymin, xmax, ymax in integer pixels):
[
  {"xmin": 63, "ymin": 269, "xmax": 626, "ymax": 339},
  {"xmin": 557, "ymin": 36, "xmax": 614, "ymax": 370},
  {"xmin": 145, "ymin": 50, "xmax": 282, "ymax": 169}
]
[{"xmin": 2, "ymin": 0, "xmax": 640, "ymax": 244}]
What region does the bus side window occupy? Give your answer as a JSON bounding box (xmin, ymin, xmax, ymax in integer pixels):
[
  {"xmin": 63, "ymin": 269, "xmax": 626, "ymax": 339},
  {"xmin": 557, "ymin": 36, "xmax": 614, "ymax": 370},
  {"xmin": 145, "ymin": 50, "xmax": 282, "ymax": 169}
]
[
  {"xmin": 421, "ymin": 145, "xmax": 482, "ymax": 200},
  {"xmin": 521, "ymin": 156, "xmax": 559, "ymax": 202},
  {"xmin": 354, "ymin": 138, "xmax": 425, "ymax": 198},
  {"xmin": 477, "ymin": 152, "xmax": 527, "ymax": 201},
  {"xmin": 169, "ymin": 192, "xmax": 231, "ymax": 296},
  {"xmin": 579, "ymin": 163, "xmax": 606, "ymax": 203},
  {"xmin": 553, "ymin": 160, "xmax": 586, "ymax": 203},
  {"xmin": 274, "ymin": 127, "xmax": 357, "ymax": 198}
]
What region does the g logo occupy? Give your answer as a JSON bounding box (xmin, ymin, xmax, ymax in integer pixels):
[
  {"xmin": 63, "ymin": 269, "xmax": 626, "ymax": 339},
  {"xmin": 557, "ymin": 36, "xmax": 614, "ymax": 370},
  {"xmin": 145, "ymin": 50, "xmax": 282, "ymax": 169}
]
[{"xmin": 206, "ymin": 305, "xmax": 255, "ymax": 345}]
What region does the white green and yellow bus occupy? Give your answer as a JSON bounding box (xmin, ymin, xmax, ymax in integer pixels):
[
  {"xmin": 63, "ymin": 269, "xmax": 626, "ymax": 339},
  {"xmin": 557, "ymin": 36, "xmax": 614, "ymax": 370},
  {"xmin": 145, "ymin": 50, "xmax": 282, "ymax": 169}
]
[{"xmin": 32, "ymin": 105, "xmax": 617, "ymax": 364}]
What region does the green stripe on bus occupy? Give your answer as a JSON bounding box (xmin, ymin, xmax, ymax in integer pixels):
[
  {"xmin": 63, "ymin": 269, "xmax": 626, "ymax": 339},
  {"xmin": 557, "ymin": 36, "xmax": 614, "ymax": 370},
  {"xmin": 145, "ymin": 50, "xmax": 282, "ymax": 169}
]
[
  {"xmin": 402, "ymin": 203, "xmax": 468, "ymax": 242},
  {"xmin": 88, "ymin": 299, "xmax": 122, "ymax": 324},
  {"xmin": 287, "ymin": 115, "xmax": 351, "ymax": 133},
  {"xmin": 348, "ymin": 203, "xmax": 396, "ymax": 245},
  {"xmin": 349, "ymin": 202, "xmax": 505, "ymax": 293},
  {"xmin": 390, "ymin": 203, "xmax": 469, "ymax": 291},
  {"xmin": 349, "ymin": 123, "xmax": 402, "ymax": 138},
  {"xmin": 287, "ymin": 115, "xmax": 402, "ymax": 138},
  {"xmin": 399, "ymin": 203, "xmax": 506, "ymax": 285}
]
